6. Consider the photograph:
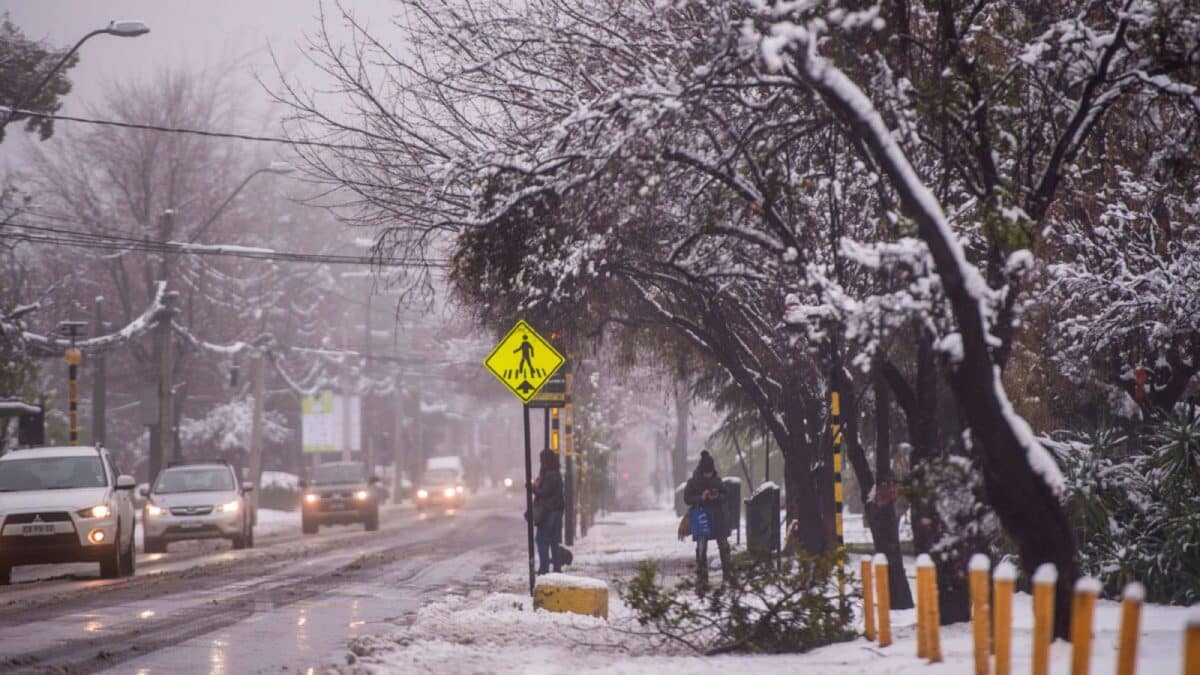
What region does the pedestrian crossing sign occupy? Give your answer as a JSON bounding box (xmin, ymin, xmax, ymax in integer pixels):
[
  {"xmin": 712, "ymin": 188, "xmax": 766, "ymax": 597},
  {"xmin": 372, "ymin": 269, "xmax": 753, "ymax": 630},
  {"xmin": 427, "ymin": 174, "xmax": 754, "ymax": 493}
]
[{"xmin": 483, "ymin": 320, "xmax": 565, "ymax": 403}]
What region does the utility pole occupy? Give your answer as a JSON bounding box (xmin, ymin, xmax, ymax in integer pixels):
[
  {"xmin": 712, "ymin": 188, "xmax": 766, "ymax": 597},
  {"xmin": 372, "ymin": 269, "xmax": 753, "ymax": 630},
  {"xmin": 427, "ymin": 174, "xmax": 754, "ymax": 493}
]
[
  {"xmin": 247, "ymin": 347, "xmax": 266, "ymax": 524},
  {"xmin": 92, "ymin": 298, "xmax": 107, "ymax": 446},
  {"xmin": 150, "ymin": 209, "xmax": 176, "ymax": 480}
]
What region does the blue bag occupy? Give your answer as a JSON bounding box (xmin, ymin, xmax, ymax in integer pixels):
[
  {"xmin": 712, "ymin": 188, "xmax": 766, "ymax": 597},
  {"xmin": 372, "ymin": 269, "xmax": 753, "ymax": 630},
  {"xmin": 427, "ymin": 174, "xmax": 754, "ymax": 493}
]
[{"xmin": 688, "ymin": 507, "xmax": 714, "ymax": 541}]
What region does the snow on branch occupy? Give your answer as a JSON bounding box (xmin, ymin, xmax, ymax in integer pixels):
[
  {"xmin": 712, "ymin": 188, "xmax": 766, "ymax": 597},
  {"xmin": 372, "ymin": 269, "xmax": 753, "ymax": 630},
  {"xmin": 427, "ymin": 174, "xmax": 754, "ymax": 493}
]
[{"xmin": 2, "ymin": 281, "xmax": 170, "ymax": 356}]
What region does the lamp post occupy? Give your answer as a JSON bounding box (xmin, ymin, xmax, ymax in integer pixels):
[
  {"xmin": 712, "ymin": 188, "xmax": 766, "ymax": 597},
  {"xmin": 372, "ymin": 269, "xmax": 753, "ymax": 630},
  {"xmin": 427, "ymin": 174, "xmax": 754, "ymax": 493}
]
[
  {"xmin": 149, "ymin": 162, "xmax": 295, "ymax": 480},
  {"xmin": 1, "ymin": 20, "xmax": 150, "ymax": 137}
]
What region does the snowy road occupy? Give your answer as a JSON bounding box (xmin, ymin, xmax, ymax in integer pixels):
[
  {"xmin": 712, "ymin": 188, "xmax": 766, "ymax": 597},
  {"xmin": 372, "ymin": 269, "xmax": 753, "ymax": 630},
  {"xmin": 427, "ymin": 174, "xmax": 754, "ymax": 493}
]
[{"xmin": 0, "ymin": 491, "xmax": 523, "ymax": 674}]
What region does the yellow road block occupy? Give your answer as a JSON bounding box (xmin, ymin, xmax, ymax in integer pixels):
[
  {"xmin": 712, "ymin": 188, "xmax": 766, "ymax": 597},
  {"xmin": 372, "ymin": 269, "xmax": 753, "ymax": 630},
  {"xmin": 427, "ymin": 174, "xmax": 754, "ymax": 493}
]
[{"xmin": 534, "ymin": 574, "xmax": 609, "ymax": 620}]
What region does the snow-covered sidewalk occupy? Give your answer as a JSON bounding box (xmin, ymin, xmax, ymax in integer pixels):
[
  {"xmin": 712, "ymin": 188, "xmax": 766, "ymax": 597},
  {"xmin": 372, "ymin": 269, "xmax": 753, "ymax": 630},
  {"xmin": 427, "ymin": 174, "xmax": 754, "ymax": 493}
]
[{"xmin": 338, "ymin": 508, "xmax": 1197, "ymax": 674}]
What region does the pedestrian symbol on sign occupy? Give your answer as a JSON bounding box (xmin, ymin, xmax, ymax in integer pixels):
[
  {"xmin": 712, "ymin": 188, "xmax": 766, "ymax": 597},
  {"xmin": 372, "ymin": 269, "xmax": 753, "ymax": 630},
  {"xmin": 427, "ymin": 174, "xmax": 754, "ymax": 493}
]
[{"xmin": 484, "ymin": 320, "xmax": 564, "ymax": 403}]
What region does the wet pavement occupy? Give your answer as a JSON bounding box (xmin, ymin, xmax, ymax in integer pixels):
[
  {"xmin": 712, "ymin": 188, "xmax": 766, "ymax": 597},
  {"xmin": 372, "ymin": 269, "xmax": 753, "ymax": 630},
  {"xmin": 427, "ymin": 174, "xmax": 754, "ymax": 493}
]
[{"xmin": 0, "ymin": 493, "xmax": 521, "ymax": 674}]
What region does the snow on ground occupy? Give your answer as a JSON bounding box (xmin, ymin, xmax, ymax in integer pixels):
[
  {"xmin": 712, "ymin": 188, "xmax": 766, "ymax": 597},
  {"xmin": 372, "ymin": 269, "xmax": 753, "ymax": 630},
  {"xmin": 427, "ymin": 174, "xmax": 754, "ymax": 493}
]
[
  {"xmin": 344, "ymin": 508, "xmax": 1196, "ymax": 675},
  {"xmin": 260, "ymin": 470, "xmax": 301, "ymax": 490}
]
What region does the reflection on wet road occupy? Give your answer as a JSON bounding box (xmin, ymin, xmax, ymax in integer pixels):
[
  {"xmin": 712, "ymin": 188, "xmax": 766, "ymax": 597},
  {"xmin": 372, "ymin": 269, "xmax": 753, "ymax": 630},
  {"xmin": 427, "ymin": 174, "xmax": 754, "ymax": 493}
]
[{"xmin": 0, "ymin": 494, "xmax": 519, "ymax": 674}]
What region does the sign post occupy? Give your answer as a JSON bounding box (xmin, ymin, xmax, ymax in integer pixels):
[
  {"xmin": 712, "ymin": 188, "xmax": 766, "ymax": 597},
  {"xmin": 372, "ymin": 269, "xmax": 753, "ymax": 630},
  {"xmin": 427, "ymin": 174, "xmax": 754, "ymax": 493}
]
[{"xmin": 483, "ymin": 320, "xmax": 566, "ymax": 596}]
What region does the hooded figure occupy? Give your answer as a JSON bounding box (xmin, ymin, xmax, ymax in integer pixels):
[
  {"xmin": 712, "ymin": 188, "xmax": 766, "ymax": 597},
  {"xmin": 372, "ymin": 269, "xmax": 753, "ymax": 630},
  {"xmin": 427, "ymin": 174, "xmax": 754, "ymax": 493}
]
[
  {"xmin": 683, "ymin": 450, "xmax": 733, "ymax": 587},
  {"xmin": 531, "ymin": 448, "xmax": 565, "ymax": 574}
]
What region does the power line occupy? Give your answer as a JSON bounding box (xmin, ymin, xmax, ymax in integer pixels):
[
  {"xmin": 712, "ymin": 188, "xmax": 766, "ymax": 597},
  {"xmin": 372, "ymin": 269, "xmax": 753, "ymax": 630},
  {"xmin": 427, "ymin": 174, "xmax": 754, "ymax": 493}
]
[
  {"xmin": 1, "ymin": 220, "xmax": 449, "ymax": 268},
  {"xmin": 1, "ymin": 106, "xmax": 387, "ymax": 152}
]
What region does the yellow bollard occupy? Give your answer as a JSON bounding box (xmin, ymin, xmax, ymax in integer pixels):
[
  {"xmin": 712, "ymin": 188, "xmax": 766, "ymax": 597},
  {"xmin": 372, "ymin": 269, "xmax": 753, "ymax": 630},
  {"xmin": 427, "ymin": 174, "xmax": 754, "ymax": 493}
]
[
  {"xmin": 1071, "ymin": 576, "xmax": 1100, "ymax": 675},
  {"xmin": 916, "ymin": 554, "xmax": 933, "ymax": 659},
  {"xmin": 861, "ymin": 556, "xmax": 876, "ymax": 641},
  {"xmin": 1185, "ymin": 611, "xmax": 1200, "ymax": 675},
  {"xmin": 928, "ymin": 559, "xmax": 942, "ymax": 663},
  {"xmin": 969, "ymin": 554, "xmax": 991, "ymax": 675},
  {"xmin": 993, "ymin": 561, "xmax": 1016, "ymax": 675},
  {"xmin": 1032, "ymin": 563, "xmax": 1058, "ymax": 675},
  {"xmin": 873, "ymin": 553, "xmax": 892, "ymax": 647},
  {"xmin": 1115, "ymin": 582, "xmax": 1143, "ymax": 675}
]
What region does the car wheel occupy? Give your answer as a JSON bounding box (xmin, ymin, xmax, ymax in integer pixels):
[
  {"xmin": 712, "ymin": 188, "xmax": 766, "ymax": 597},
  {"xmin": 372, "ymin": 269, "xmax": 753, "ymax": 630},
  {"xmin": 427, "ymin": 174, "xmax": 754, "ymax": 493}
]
[
  {"xmin": 246, "ymin": 523, "xmax": 254, "ymax": 548},
  {"xmin": 100, "ymin": 528, "xmax": 122, "ymax": 579},
  {"xmin": 302, "ymin": 517, "xmax": 318, "ymax": 535},
  {"xmin": 232, "ymin": 528, "xmax": 246, "ymax": 549},
  {"xmin": 144, "ymin": 537, "xmax": 166, "ymax": 554},
  {"xmin": 120, "ymin": 530, "xmax": 136, "ymax": 577},
  {"xmin": 0, "ymin": 561, "xmax": 11, "ymax": 585},
  {"xmin": 364, "ymin": 509, "xmax": 379, "ymax": 531}
]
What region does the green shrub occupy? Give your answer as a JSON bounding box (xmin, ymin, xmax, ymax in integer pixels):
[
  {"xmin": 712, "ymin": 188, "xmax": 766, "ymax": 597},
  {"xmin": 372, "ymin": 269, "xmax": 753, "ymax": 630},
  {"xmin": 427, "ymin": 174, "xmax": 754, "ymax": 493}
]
[{"xmin": 620, "ymin": 550, "xmax": 855, "ymax": 655}]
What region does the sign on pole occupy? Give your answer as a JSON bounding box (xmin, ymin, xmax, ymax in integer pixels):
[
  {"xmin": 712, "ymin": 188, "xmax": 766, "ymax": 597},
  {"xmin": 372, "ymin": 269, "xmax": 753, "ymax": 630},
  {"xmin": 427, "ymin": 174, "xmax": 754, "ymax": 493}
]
[
  {"xmin": 483, "ymin": 320, "xmax": 565, "ymax": 403},
  {"xmin": 302, "ymin": 392, "xmax": 362, "ymax": 454},
  {"xmin": 484, "ymin": 319, "xmax": 566, "ymax": 597}
]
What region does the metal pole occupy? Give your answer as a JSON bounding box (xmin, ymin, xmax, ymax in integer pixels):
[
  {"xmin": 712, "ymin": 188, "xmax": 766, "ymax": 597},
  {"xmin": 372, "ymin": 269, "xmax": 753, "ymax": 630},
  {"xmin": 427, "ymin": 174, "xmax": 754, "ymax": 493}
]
[
  {"xmin": 523, "ymin": 405, "xmax": 536, "ymax": 596},
  {"xmin": 564, "ymin": 371, "xmax": 575, "ymax": 546},
  {"xmin": 66, "ymin": 347, "xmax": 80, "ymax": 445},
  {"xmin": 92, "ymin": 298, "xmax": 107, "ymax": 446}
]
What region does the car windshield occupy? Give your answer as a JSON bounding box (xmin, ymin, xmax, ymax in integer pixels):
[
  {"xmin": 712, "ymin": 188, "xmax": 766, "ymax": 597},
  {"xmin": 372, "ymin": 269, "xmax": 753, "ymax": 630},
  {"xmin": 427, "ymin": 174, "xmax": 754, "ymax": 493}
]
[
  {"xmin": 311, "ymin": 464, "xmax": 363, "ymax": 485},
  {"xmin": 0, "ymin": 456, "xmax": 107, "ymax": 491},
  {"xmin": 420, "ymin": 469, "xmax": 457, "ymax": 486},
  {"xmin": 153, "ymin": 467, "xmax": 234, "ymax": 494}
]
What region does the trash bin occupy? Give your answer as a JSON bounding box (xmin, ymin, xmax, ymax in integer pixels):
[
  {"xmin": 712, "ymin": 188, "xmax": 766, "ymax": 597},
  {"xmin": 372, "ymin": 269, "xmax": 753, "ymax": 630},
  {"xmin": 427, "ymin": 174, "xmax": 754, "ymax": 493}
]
[
  {"xmin": 745, "ymin": 482, "xmax": 780, "ymax": 556},
  {"xmin": 722, "ymin": 477, "xmax": 741, "ymax": 545}
]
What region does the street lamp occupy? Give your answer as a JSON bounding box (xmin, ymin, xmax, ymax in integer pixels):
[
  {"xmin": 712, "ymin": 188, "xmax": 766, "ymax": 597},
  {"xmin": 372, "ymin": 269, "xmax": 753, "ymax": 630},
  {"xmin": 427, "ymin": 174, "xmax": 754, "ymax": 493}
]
[
  {"xmin": 189, "ymin": 161, "xmax": 297, "ymax": 241},
  {"xmin": 0, "ymin": 20, "xmax": 150, "ymax": 137}
]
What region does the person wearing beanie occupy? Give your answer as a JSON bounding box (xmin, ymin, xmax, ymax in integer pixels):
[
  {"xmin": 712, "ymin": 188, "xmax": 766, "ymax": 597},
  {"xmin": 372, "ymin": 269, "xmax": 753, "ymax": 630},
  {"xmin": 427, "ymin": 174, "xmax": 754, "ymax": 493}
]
[
  {"xmin": 531, "ymin": 448, "xmax": 566, "ymax": 574},
  {"xmin": 683, "ymin": 450, "xmax": 732, "ymax": 588}
]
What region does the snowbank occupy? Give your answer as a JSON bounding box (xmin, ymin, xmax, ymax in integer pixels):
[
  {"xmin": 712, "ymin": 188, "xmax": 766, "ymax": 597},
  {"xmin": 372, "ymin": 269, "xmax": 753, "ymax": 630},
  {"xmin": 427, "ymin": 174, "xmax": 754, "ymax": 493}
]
[
  {"xmin": 260, "ymin": 470, "xmax": 300, "ymax": 490},
  {"xmin": 536, "ymin": 573, "xmax": 608, "ymax": 591}
]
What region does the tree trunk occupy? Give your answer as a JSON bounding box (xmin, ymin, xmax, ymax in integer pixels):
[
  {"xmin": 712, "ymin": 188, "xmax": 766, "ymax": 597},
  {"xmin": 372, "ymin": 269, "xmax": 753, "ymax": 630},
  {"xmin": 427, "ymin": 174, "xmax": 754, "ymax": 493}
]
[
  {"xmin": 869, "ymin": 366, "xmax": 914, "ymax": 609},
  {"xmin": 779, "ymin": 378, "xmax": 828, "ymax": 555}
]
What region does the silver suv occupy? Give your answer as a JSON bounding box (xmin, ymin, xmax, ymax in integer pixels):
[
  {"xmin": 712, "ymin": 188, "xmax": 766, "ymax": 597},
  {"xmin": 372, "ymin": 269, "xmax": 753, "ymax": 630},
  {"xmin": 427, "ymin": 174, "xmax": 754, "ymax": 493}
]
[
  {"xmin": 141, "ymin": 462, "xmax": 254, "ymax": 553},
  {"xmin": 0, "ymin": 446, "xmax": 137, "ymax": 584}
]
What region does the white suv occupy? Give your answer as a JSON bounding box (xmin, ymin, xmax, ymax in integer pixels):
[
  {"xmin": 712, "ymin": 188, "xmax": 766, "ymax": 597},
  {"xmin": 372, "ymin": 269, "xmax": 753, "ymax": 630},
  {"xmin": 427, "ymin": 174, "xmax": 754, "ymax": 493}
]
[
  {"xmin": 0, "ymin": 446, "xmax": 137, "ymax": 584},
  {"xmin": 141, "ymin": 462, "xmax": 254, "ymax": 553}
]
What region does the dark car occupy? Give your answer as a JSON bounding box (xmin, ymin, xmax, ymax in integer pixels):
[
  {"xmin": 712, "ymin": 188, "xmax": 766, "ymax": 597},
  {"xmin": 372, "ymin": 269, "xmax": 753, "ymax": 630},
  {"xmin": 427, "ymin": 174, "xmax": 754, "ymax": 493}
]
[{"xmin": 300, "ymin": 462, "xmax": 380, "ymax": 534}]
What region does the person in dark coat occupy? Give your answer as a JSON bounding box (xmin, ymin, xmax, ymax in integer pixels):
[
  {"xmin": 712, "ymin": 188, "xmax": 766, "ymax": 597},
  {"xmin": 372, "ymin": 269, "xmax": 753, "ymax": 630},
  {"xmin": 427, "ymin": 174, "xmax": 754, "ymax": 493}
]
[
  {"xmin": 683, "ymin": 450, "xmax": 732, "ymax": 587},
  {"xmin": 531, "ymin": 448, "xmax": 565, "ymax": 574}
]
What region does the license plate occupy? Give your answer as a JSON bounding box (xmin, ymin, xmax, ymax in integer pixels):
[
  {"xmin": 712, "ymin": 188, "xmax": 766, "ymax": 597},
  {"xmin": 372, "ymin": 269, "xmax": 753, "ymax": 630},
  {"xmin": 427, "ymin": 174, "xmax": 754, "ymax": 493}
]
[
  {"xmin": 178, "ymin": 521, "xmax": 204, "ymax": 529},
  {"xmin": 327, "ymin": 501, "xmax": 347, "ymax": 510},
  {"xmin": 21, "ymin": 524, "xmax": 56, "ymax": 536}
]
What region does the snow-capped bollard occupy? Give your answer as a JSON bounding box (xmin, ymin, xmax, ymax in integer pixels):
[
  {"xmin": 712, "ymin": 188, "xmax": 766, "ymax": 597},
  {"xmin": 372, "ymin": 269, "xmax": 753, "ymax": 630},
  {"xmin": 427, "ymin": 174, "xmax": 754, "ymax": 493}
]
[
  {"xmin": 1071, "ymin": 576, "xmax": 1100, "ymax": 675},
  {"xmin": 993, "ymin": 561, "xmax": 1017, "ymax": 675},
  {"xmin": 988, "ymin": 559, "xmax": 1017, "ymax": 672},
  {"xmin": 1032, "ymin": 563, "xmax": 1058, "ymax": 675},
  {"xmin": 1115, "ymin": 582, "xmax": 1143, "ymax": 675},
  {"xmin": 1185, "ymin": 609, "xmax": 1200, "ymax": 675},
  {"xmin": 861, "ymin": 556, "xmax": 876, "ymax": 642},
  {"xmin": 872, "ymin": 553, "xmax": 892, "ymax": 647},
  {"xmin": 533, "ymin": 573, "xmax": 608, "ymax": 620},
  {"xmin": 969, "ymin": 554, "xmax": 990, "ymax": 675},
  {"xmin": 916, "ymin": 554, "xmax": 933, "ymax": 659}
]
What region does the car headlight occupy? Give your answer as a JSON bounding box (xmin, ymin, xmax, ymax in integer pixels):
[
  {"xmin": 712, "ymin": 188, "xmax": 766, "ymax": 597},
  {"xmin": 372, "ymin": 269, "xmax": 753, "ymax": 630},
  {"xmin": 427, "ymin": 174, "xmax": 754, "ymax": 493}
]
[
  {"xmin": 456, "ymin": 485, "xmax": 464, "ymax": 494},
  {"xmin": 416, "ymin": 489, "xmax": 428, "ymax": 500},
  {"xmin": 78, "ymin": 504, "xmax": 111, "ymax": 519},
  {"xmin": 216, "ymin": 500, "xmax": 240, "ymax": 513},
  {"xmin": 355, "ymin": 490, "xmax": 370, "ymax": 501},
  {"xmin": 443, "ymin": 487, "xmax": 456, "ymax": 498},
  {"xmin": 503, "ymin": 478, "xmax": 513, "ymax": 488},
  {"xmin": 304, "ymin": 493, "xmax": 320, "ymax": 504},
  {"xmin": 146, "ymin": 504, "xmax": 164, "ymax": 517}
]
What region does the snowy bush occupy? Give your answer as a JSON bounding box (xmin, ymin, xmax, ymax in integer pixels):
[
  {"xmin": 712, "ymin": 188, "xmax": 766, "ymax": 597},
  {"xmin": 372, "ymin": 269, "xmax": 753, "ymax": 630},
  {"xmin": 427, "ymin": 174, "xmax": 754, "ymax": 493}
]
[
  {"xmin": 620, "ymin": 551, "xmax": 854, "ymax": 655},
  {"xmin": 179, "ymin": 397, "xmax": 291, "ymax": 456},
  {"xmin": 1046, "ymin": 406, "xmax": 1200, "ymax": 604}
]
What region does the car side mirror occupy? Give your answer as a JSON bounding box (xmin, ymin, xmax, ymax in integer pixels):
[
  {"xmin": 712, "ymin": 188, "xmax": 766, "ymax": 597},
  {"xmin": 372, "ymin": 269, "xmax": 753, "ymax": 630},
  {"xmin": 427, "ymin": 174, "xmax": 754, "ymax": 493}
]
[
  {"xmin": 137, "ymin": 485, "xmax": 149, "ymax": 498},
  {"xmin": 369, "ymin": 475, "xmax": 381, "ymax": 485},
  {"xmin": 242, "ymin": 481, "xmax": 254, "ymax": 493},
  {"xmin": 116, "ymin": 475, "xmax": 137, "ymax": 490},
  {"xmin": 298, "ymin": 479, "xmax": 308, "ymax": 489}
]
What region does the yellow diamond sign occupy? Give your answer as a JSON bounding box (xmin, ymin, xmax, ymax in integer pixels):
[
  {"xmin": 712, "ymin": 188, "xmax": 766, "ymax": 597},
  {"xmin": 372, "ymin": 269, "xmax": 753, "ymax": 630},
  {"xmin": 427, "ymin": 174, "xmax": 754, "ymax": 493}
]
[{"xmin": 484, "ymin": 320, "xmax": 565, "ymax": 403}]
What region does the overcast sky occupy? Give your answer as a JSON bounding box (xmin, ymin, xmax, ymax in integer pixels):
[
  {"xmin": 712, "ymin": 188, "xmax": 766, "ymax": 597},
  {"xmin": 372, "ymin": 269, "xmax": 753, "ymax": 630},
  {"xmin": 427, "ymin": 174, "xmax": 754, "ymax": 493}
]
[{"xmin": 1, "ymin": 0, "xmax": 399, "ymax": 145}]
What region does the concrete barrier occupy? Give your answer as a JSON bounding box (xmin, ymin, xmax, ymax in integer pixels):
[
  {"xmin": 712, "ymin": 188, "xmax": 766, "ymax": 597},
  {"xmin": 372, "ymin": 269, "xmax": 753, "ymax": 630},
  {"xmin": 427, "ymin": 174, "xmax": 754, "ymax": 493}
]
[{"xmin": 534, "ymin": 573, "xmax": 609, "ymax": 620}]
